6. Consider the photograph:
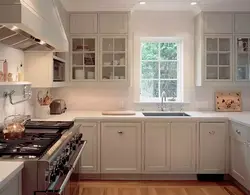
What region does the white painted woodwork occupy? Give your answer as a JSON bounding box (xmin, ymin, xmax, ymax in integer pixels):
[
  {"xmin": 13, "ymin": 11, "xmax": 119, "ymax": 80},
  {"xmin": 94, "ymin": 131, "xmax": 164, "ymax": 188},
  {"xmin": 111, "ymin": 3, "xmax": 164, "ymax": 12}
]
[
  {"xmin": 203, "ymin": 13, "xmax": 233, "ymax": 34},
  {"xmin": 79, "ymin": 123, "xmax": 100, "ymax": 173},
  {"xmin": 144, "ymin": 123, "xmax": 171, "ymax": 172},
  {"xmin": 0, "ymin": 172, "xmax": 21, "ymax": 195},
  {"xmin": 99, "ymin": 13, "xmax": 128, "ymax": 34},
  {"xmin": 100, "ymin": 123, "xmax": 141, "ymax": 173},
  {"xmin": 231, "ymin": 136, "xmax": 248, "ymax": 187},
  {"xmin": 170, "ymin": 123, "xmax": 196, "ymax": 172},
  {"xmin": 234, "ymin": 13, "xmax": 250, "ymax": 34},
  {"xmin": 24, "ymin": 52, "xmax": 68, "ymax": 88},
  {"xmin": 70, "ymin": 14, "xmax": 98, "ymax": 34},
  {"xmin": 247, "ymin": 143, "xmax": 250, "ymax": 190},
  {"xmin": 199, "ymin": 123, "xmax": 226, "ymax": 173}
]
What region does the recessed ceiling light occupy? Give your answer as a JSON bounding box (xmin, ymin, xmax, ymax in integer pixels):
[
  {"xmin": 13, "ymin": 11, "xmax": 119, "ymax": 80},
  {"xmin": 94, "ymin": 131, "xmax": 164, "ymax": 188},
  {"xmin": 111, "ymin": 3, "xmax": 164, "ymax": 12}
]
[
  {"xmin": 39, "ymin": 40, "xmax": 46, "ymax": 45},
  {"xmin": 139, "ymin": 1, "xmax": 146, "ymax": 5},
  {"xmin": 11, "ymin": 26, "xmax": 18, "ymax": 31},
  {"xmin": 191, "ymin": 1, "xmax": 197, "ymax": 5}
]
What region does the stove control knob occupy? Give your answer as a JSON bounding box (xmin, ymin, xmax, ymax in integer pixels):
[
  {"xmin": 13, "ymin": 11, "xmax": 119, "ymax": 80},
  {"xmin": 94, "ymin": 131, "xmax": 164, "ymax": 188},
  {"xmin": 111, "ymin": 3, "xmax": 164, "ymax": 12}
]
[
  {"xmin": 50, "ymin": 172, "xmax": 56, "ymax": 182},
  {"xmin": 72, "ymin": 144, "xmax": 76, "ymax": 150},
  {"xmin": 63, "ymin": 166, "xmax": 70, "ymax": 175}
]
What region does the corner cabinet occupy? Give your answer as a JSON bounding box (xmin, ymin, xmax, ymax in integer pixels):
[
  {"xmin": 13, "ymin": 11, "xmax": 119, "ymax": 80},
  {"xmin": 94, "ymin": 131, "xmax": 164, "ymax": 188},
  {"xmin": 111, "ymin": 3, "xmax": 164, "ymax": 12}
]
[
  {"xmin": 71, "ymin": 37, "xmax": 97, "ymax": 81},
  {"xmin": 0, "ymin": 172, "xmax": 22, "ymax": 195},
  {"xmin": 100, "ymin": 123, "xmax": 141, "ymax": 173}
]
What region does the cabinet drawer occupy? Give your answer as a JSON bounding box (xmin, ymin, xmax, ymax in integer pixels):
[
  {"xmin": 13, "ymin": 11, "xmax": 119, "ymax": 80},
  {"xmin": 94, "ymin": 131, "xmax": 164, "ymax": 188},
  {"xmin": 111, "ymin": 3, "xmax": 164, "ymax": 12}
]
[{"xmin": 231, "ymin": 122, "xmax": 248, "ymax": 141}]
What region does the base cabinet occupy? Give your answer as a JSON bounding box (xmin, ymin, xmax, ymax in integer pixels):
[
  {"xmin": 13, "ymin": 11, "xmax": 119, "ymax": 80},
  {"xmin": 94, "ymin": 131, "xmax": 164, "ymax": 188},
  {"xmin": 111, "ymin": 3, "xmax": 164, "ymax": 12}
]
[
  {"xmin": 78, "ymin": 122, "xmax": 100, "ymax": 173},
  {"xmin": 199, "ymin": 123, "xmax": 226, "ymax": 173},
  {"xmin": 100, "ymin": 123, "xmax": 142, "ymax": 173},
  {"xmin": 0, "ymin": 173, "xmax": 21, "ymax": 195},
  {"xmin": 144, "ymin": 123, "xmax": 171, "ymax": 172},
  {"xmin": 170, "ymin": 123, "xmax": 196, "ymax": 172}
]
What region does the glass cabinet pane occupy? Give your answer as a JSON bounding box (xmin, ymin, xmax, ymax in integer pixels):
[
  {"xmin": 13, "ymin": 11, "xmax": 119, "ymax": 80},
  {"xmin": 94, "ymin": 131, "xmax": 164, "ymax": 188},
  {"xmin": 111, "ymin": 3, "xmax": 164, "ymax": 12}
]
[
  {"xmin": 237, "ymin": 38, "xmax": 249, "ymax": 53},
  {"xmin": 72, "ymin": 53, "xmax": 83, "ymax": 65},
  {"xmin": 207, "ymin": 38, "xmax": 217, "ymax": 51},
  {"xmin": 114, "ymin": 53, "xmax": 126, "ymax": 66},
  {"xmin": 72, "ymin": 38, "xmax": 83, "ymax": 51},
  {"xmin": 114, "ymin": 67, "xmax": 125, "ymax": 80},
  {"xmin": 84, "ymin": 53, "xmax": 95, "ymax": 66},
  {"xmin": 219, "ymin": 53, "xmax": 230, "ymax": 65},
  {"xmin": 103, "ymin": 54, "xmax": 113, "ymax": 66},
  {"xmin": 207, "ymin": 54, "xmax": 218, "ymax": 65},
  {"xmin": 84, "ymin": 67, "xmax": 95, "ymax": 79},
  {"xmin": 206, "ymin": 67, "xmax": 218, "ymax": 79},
  {"xmin": 219, "ymin": 38, "xmax": 230, "ymax": 51},
  {"xmin": 102, "ymin": 67, "xmax": 113, "ymax": 79},
  {"xmin": 84, "ymin": 38, "xmax": 95, "ymax": 51},
  {"xmin": 72, "ymin": 67, "xmax": 84, "ymax": 80},
  {"xmin": 219, "ymin": 67, "xmax": 230, "ymax": 79},
  {"xmin": 237, "ymin": 67, "xmax": 249, "ymax": 80},
  {"xmin": 237, "ymin": 53, "xmax": 248, "ymax": 65},
  {"xmin": 114, "ymin": 38, "xmax": 126, "ymax": 51},
  {"xmin": 103, "ymin": 38, "xmax": 113, "ymax": 51}
]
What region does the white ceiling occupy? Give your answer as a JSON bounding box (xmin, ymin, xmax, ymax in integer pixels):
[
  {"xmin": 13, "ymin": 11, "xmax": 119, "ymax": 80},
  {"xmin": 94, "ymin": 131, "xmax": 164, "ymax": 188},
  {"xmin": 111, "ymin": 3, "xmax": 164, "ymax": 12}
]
[{"xmin": 60, "ymin": 0, "xmax": 250, "ymax": 12}]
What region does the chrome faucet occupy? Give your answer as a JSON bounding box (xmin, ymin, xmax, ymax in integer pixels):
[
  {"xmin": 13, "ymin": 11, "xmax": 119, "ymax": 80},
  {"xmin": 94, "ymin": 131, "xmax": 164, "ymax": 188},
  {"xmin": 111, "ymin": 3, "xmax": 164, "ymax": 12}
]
[{"xmin": 160, "ymin": 91, "xmax": 167, "ymax": 111}]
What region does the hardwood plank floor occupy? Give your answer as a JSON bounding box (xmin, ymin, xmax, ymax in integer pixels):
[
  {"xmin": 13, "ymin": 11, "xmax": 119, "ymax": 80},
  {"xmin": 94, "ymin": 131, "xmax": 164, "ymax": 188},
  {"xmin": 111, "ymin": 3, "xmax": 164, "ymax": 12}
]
[{"xmin": 79, "ymin": 181, "xmax": 246, "ymax": 195}]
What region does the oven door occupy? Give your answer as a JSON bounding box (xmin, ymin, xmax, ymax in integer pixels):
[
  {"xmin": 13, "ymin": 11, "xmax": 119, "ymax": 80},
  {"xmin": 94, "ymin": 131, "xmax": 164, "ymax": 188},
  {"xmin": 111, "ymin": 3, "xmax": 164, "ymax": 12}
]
[{"xmin": 34, "ymin": 140, "xmax": 86, "ymax": 195}]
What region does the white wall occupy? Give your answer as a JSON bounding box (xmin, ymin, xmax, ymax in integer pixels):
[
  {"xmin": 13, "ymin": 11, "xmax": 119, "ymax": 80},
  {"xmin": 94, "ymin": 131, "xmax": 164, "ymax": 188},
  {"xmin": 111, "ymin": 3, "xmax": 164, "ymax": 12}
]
[
  {"xmin": 0, "ymin": 43, "xmax": 33, "ymax": 124},
  {"xmin": 52, "ymin": 11, "xmax": 250, "ymax": 111}
]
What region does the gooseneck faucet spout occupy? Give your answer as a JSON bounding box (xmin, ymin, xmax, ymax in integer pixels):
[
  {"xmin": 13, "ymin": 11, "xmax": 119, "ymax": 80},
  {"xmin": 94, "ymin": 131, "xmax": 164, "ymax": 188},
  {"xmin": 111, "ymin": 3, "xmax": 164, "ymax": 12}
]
[{"xmin": 161, "ymin": 91, "xmax": 167, "ymax": 111}]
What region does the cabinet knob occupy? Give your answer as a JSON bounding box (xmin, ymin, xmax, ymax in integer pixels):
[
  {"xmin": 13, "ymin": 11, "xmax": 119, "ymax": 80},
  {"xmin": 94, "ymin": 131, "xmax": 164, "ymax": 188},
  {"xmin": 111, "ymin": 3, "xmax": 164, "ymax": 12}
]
[
  {"xmin": 209, "ymin": 131, "xmax": 215, "ymax": 135},
  {"xmin": 118, "ymin": 131, "xmax": 123, "ymax": 134},
  {"xmin": 236, "ymin": 129, "xmax": 241, "ymax": 135}
]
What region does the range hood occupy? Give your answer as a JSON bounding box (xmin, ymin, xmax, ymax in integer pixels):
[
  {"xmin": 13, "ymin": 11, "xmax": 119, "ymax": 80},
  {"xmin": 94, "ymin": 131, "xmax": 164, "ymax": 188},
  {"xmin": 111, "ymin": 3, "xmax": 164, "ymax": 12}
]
[{"xmin": 0, "ymin": 0, "xmax": 69, "ymax": 52}]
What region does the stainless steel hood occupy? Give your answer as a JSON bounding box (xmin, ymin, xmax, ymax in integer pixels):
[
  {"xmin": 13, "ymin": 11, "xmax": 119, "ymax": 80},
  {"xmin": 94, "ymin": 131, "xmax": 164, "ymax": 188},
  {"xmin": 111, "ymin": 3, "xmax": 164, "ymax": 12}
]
[{"xmin": 0, "ymin": 25, "xmax": 54, "ymax": 51}]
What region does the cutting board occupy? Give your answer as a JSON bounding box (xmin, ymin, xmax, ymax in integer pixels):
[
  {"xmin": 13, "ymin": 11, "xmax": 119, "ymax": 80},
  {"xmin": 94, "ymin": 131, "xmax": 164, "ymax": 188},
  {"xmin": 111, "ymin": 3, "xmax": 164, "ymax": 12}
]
[{"xmin": 102, "ymin": 111, "xmax": 136, "ymax": 116}]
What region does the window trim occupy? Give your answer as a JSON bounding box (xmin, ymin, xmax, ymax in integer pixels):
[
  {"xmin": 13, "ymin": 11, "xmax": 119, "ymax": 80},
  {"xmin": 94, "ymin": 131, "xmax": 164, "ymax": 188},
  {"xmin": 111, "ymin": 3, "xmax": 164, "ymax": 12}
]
[{"xmin": 139, "ymin": 37, "xmax": 183, "ymax": 103}]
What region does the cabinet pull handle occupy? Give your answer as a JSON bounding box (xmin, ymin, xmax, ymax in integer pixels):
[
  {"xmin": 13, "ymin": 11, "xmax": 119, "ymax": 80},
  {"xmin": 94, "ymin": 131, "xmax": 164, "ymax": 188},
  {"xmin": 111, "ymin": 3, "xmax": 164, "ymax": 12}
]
[
  {"xmin": 118, "ymin": 131, "xmax": 123, "ymax": 134},
  {"xmin": 209, "ymin": 131, "xmax": 215, "ymax": 135},
  {"xmin": 236, "ymin": 129, "xmax": 241, "ymax": 135}
]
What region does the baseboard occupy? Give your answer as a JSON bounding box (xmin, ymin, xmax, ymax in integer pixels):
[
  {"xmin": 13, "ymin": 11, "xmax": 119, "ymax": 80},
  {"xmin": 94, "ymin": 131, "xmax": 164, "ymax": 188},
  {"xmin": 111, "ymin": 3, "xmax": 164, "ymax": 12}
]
[
  {"xmin": 80, "ymin": 173, "xmax": 197, "ymax": 181},
  {"xmin": 228, "ymin": 175, "xmax": 250, "ymax": 195}
]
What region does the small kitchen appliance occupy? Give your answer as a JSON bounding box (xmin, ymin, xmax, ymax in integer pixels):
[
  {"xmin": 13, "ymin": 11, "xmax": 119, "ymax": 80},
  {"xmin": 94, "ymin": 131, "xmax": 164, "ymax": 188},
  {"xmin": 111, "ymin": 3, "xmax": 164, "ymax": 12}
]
[{"xmin": 50, "ymin": 99, "xmax": 67, "ymax": 115}]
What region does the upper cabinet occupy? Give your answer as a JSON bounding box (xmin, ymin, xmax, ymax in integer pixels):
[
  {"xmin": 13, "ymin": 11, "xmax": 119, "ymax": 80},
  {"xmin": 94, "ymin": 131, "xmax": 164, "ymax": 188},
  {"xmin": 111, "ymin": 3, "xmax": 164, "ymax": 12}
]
[
  {"xmin": 195, "ymin": 11, "xmax": 250, "ymax": 86},
  {"xmin": 234, "ymin": 13, "xmax": 250, "ymax": 34},
  {"xmin": 204, "ymin": 13, "xmax": 233, "ymax": 34},
  {"xmin": 99, "ymin": 13, "xmax": 128, "ymax": 34},
  {"xmin": 70, "ymin": 14, "xmax": 98, "ymax": 34}
]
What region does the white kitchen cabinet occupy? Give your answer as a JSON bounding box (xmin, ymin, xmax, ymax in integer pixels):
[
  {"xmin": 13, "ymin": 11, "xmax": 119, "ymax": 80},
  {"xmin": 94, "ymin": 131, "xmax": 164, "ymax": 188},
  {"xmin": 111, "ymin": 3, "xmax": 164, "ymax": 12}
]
[
  {"xmin": 203, "ymin": 13, "xmax": 233, "ymax": 34},
  {"xmin": 78, "ymin": 122, "xmax": 100, "ymax": 173},
  {"xmin": 247, "ymin": 142, "xmax": 250, "ymax": 190},
  {"xmin": 144, "ymin": 123, "xmax": 171, "ymax": 172},
  {"xmin": 100, "ymin": 123, "xmax": 141, "ymax": 173},
  {"xmin": 0, "ymin": 172, "xmax": 21, "ymax": 195},
  {"xmin": 170, "ymin": 123, "xmax": 196, "ymax": 172},
  {"xmin": 231, "ymin": 136, "xmax": 248, "ymax": 186},
  {"xmin": 199, "ymin": 123, "xmax": 226, "ymax": 173},
  {"xmin": 234, "ymin": 13, "xmax": 250, "ymax": 34},
  {"xmin": 99, "ymin": 13, "xmax": 128, "ymax": 34},
  {"xmin": 70, "ymin": 14, "xmax": 98, "ymax": 34}
]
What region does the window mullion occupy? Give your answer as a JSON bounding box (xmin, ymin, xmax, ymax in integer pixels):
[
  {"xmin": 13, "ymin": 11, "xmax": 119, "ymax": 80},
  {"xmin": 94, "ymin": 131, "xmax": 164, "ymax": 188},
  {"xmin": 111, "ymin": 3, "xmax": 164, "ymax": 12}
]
[{"xmin": 158, "ymin": 43, "xmax": 161, "ymax": 98}]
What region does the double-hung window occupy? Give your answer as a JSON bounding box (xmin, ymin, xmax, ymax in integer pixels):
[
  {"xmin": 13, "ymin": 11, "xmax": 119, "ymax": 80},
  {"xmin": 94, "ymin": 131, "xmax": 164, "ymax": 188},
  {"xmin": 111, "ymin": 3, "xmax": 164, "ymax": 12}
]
[{"xmin": 140, "ymin": 38, "xmax": 182, "ymax": 102}]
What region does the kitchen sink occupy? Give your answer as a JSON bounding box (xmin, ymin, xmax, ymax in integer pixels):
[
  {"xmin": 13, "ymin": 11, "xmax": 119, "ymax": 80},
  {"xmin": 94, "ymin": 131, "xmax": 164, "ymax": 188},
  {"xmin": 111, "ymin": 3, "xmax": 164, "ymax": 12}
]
[{"xmin": 142, "ymin": 112, "xmax": 191, "ymax": 117}]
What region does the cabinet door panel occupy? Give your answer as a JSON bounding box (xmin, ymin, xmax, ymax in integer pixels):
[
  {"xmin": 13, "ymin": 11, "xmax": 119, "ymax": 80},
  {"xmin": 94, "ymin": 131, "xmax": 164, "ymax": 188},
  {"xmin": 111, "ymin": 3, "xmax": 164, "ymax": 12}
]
[
  {"xmin": 99, "ymin": 14, "xmax": 128, "ymax": 34},
  {"xmin": 231, "ymin": 137, "xmax": 248, "ymax": 186},
  {"xmin": 199, "ymin": 123, "xmax": 226, "ymax": 173},
  {"xmin": 144, "ymin": 123, "xmax": 170, "ymax": 172},
  {"xmin": 101, "ymin": 123, "xmax": 141, "ymax": 173},
  {"xmin": 235, "ymin": 14, "xmax": 250, "ymax": 34},
  {"xmin": 79, "ymin": 123, "xmax": 99, "ymax": 173},
  {"xmin": 204, "ymin": 13, "xmax": 233, "ymax": 34},
  {"xmin": 70, "ymin": 14, "xmax": 98, "ymax": 34},
  {"xmin": 170, "ymin": 123, "xmax": 196, "ymax": 172}
]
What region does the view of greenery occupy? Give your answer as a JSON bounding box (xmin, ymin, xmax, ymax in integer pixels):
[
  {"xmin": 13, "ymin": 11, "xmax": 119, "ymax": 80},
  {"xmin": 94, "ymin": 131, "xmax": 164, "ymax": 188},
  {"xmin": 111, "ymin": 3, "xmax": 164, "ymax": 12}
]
[{"xmin": 140, "ymin": 41, "xmax": 179, "ymax": 100}]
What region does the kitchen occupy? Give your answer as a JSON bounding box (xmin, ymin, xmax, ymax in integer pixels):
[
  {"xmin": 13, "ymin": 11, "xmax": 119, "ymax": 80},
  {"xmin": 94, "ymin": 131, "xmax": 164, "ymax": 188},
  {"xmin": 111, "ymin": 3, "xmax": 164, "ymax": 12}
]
[{"xmin": 1, "ymin": 0, "xmax": 250, "ymax": 195}]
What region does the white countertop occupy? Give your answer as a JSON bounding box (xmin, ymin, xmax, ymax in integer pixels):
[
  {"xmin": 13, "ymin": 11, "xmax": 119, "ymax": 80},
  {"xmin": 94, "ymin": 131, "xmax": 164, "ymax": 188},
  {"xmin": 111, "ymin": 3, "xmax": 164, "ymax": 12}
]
[
  {"xmin": 34, "ymin": 111, "xmax": 250, "ymax": 127},
  {"xmin": 0, "ymin": 161, "xmax": 23, "ymax": 190}
]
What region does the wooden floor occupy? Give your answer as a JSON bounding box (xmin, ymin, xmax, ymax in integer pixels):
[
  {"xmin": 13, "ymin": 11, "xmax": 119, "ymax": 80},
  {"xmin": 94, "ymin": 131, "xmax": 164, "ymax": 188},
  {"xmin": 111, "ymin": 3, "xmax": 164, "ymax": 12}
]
[{"xmin": 79, "ymin": 181, "xmax": 246, "ymax": 195}]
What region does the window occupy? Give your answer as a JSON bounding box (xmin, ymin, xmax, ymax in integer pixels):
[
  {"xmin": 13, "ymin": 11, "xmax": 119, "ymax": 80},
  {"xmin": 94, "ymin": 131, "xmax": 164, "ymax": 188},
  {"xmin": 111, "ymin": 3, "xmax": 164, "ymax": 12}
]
[{"xmin": 140, "ymin": 38, "xmax": 182, "ymax": 102}]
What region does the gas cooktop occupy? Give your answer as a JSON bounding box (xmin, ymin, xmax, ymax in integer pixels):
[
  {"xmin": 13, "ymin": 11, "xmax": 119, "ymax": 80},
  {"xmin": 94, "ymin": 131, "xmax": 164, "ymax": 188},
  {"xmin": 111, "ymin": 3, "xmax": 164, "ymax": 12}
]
[
  {"xmin": 0, "ymin": 133, "xmax": 61, "ymax": 158},
  {"xmin": 25, "ymin": 121, "xmax": 74, "ymax": 130}
]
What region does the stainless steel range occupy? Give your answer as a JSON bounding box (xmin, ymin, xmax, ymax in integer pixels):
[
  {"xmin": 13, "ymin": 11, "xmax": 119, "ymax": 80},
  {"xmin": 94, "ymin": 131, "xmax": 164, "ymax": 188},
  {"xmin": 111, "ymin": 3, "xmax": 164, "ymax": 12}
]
[{"xmin": 0, "ymin": 121, "xmax": 86, "ymax": 195}]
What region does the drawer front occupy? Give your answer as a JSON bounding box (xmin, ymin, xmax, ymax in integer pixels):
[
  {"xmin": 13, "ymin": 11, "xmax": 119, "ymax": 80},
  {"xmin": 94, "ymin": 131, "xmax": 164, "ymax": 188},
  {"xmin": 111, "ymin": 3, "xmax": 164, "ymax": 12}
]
[{"xmin": 231, "ymin": 122, "xmax": 248, "ymax": 141}]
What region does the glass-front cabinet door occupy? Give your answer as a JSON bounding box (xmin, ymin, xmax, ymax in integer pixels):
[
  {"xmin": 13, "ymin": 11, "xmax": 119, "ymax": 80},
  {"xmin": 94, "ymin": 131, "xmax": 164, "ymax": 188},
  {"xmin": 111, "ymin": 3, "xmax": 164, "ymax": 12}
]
[
  {"xmin": 100, "ymin": 36, "xmax": 127, "ymax": 81},
  {"xmin": 205, "ymin": 36, "xmax": 232, "ymax": 81},
  {"xmin": 236, "ymin": 37, "xmax": 250, "ymax": 81},
  {"xmin": 71, "ymin": 37, "xmax": 97, "ymax": 81}
]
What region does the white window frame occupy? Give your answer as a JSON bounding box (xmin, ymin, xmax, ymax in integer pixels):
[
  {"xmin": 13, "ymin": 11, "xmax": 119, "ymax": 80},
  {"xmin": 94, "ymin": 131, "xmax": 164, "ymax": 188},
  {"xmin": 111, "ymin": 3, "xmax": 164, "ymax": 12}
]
[{"xmin": 139, "ymin": 37, "xmax": 183, "ymax": 102}]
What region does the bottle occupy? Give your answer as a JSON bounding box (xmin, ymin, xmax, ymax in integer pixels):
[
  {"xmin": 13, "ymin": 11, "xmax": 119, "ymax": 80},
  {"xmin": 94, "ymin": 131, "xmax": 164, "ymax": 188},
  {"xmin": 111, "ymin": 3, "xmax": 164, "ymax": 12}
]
[{"xmin": 3, "ymin": 60, "xmax": 8, "ymax": 82}]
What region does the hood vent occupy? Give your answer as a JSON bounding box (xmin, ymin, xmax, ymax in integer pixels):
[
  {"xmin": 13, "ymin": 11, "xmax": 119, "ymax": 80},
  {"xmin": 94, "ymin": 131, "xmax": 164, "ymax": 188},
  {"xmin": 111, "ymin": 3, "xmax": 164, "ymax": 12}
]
[{"xmin": 0, "ymin": 25, "xmax": 54, "ymax": 51}]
